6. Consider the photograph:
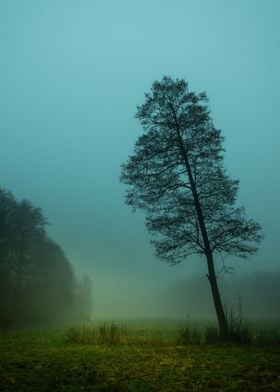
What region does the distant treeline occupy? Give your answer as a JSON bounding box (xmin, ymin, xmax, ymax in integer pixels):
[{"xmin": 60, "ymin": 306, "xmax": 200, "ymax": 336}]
[
  {"xmin": 0, "ymin": 188, "xmax": 93, "ymax": 329},
  {"xmin": 166, "ymin": 271, "xmax": 280, "ymax": 320}
]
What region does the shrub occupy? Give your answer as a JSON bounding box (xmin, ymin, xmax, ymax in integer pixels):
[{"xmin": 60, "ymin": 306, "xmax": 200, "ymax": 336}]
[
  {"xmin": 67, "ymin": 322, "xmax": 128, "ymax": 345},
  {"xmin": 98, "ymin": 322, "xmax": 128, "ymax": 345},
  {"xmin": 177, "ymin": 323, "xmax": 202, "ymax": 345},
  {"xmin": 224, "ymin": 296, "xmax": 253, "ymax": 344},
  {"xmin": 204, "ymin": 326, "xmax": 219, "ymax": 344},
  {"xmin": 67, "ymin": 325, "xmax": 96, "ymax": 344},
  {"xmin": 254, "ymin": 327, "xmax": 280, "ymax": 345}
]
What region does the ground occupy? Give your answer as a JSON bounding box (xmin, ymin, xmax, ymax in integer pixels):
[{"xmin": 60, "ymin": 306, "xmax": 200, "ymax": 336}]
[{"xmin": 0, "ymin": 321, "xmax": 279, "ymax": 391}]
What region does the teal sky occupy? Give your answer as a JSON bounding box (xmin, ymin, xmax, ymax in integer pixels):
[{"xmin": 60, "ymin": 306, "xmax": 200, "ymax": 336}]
[{"xmin": 1, "ymin": 0, "xmax": 279, "ymax": 318}]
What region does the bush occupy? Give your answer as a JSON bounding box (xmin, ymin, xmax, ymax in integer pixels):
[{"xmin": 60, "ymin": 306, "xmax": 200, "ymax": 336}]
[
  {"xmin": 67, "ymin": 325, "xmax": 96, "ymax": 344},
  {"xmin": 224, "ymin": 296, "xmax": 253, "ymax": 344},
  {"xmin": 254, "ymin": 327, "xmax": 280, "ymax": 345},
  {"xmin": 98, "ymin": 322, "xmax": 128, "ymax": 345},
  {"xmin": 177, "ymin": 323, "xmax": 202, "ymax": 345},
  {"xmin": 228, "ymin": 325, "xmax": 252, "ymax": 344},
  {"xmin": 204, "ymin": 326, "xmax": 219, "ymax": 344},
  {"xmin": 67, "ymin": 322, "xmax": 128, "ymax": 345}
]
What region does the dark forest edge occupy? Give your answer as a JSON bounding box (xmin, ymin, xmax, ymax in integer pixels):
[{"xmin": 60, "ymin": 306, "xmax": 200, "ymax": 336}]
[{"xmin": 0, "ymin": 187, "xmax": 93, "ymax": 329}]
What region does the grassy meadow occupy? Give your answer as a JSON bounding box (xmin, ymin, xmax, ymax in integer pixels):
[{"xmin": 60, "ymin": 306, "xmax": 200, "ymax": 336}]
[{"xmin": 0, "ymin": 320, "xmax": 280, "ymax": 391}]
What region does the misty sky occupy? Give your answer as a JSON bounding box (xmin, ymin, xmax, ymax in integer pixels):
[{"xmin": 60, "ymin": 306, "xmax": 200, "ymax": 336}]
[{"xmin": 1, "ymin": 0, "xmax": 279, "ymax": 318}]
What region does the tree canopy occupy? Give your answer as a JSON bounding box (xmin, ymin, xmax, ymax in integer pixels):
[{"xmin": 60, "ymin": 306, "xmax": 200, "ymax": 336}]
[{"xmin": 121, "ymin": 76, "xmax": 263, "ymax": 338}]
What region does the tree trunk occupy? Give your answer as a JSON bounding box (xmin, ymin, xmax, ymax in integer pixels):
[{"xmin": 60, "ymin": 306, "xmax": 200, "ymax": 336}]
[
  {"xmin": 174, "ymin": 123, "xmax": 229, "ymax": 339},
  {"xmin": 205, "ymin": 250, "xmax": 229, "ymax": 339}
]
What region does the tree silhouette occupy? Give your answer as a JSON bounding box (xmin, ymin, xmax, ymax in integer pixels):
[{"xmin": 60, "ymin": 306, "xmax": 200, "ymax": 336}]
[
  {"xmin": 0, "ymin": 187, "xmax": 87, "ymax": 328},
  {"xmin": 121, "ymin": 76, "xmax": 263, "ymax": 339},
  {"xmin": 76, "ymin": 274, "xmax": 94, "ymax": 322}
]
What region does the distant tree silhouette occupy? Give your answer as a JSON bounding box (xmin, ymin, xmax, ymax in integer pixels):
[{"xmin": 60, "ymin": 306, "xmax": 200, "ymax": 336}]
[
  {"xmin": 75, "ymin": 274, "xmax": 93, "ymax": 322},
  {"xmin": 0, "ymin": 187, "xmax": 92, "ymax": 328},
  {"xmin": 26, "ymin": 238, "xmax": 76, "ymax": 326},
  {"xmin": 0, "ymin": 189, "xmax": 47, "ymax": 326},
  {"xmin": 121, "ymin": 77, "xmax": 263, "ymax": 339}
]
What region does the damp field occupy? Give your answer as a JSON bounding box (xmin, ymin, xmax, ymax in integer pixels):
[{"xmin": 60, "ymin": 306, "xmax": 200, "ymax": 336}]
[{"xmin": 0, "ymin": 320, "xmax": 280, "ymax": 391}]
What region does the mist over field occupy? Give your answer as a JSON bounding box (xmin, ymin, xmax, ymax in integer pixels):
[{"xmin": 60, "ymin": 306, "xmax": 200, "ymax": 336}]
[
  {"xmin": 165, "ymin": 271, "xmax": 280, "ymax": 321},
  {"xmin": 0, "ymin": 0, "xmax": 280, "ymax": 325}
]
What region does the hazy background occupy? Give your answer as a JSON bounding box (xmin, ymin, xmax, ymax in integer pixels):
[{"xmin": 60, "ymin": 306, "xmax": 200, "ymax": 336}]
[{"xmin": 0, "ymin": 0, "xmax": 279, "ymax": 319}]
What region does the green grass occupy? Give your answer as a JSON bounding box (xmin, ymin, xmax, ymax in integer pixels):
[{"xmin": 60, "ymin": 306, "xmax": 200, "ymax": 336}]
[{"xmin": 0, "ymin": 321, "xmax": 280, "ymax": 391}]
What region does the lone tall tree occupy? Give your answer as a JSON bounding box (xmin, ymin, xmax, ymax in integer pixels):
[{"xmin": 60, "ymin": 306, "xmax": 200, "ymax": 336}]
[{"xmin": 121, "ymin": 77, "xmax": 263, "ymax": 339}]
